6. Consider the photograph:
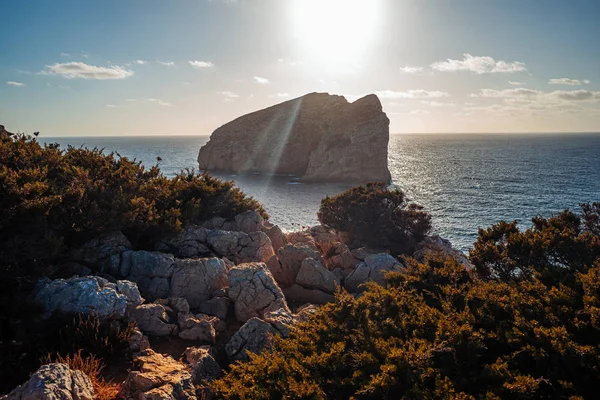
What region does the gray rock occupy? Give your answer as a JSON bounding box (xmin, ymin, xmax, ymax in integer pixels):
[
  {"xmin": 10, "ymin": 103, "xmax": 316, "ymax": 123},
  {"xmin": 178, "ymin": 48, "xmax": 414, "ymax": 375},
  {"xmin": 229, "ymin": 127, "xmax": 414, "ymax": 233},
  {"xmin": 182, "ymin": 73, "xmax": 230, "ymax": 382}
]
[
  {"xmin": 70, "ymin": 231, "xmax": 131, "ymax": 273},
  {"xmin": 283, "ymin": 284, "xmax": 335, "ymax": 305},
  {"xmin": 228, "ymin": 262, "xmax": 290, "ymax": 322},
  {"xmin": 198, "ymin": 296, "xmax": 230, "ymax": 319},
  {"xmin": 202, "ymin": 216, "xmax": 237, "ymax": 231},
  {"xmin": 129, "ymin": 328, "xmax": 151, "ymax": 354},
  {"xmin": 131, "ymin": 304, "xmax": 179, "ymax": 337},
  {"xmin": 285, "ymin": 230, "xmax": 318, "ymax": 251},
  {"xmin": 121, "ymin": 251, "xmax": 175, "ymax": 300},
  {"xmin": 34, "ymin": 276, "xmax": 141, "ymax": 319},
  {"xmin": 154, "ymin": 297, "xmax": 191, "ymax": 315},
  {"xmin": 295, "ymin": 258, "xmax": 340, "ymax": 294},
  {"xmin": 169, "ymin": 258, "xmax": 228, "ymax": 308},
  {"xmin": 264, "ymin": 224, "xmax": 287, "ymax": 252},
  {"xmin": 274, "ymin": 244, "xmax": 323, "ymax": 287},
  {"xmin": 1, "ymin": 363, "xmax": 94, "ymax": 400},
  {"xmin": 345, "ymin": 253, "xmax": 403, "ymax": 293},
  {"xmin": 263, "ymin": 308, "xmax": 295, "ymax": 337},
  {"xmin": 154, "ymin": 226, "xmax": 211, "ymax": 258},
  {"xmin": 295, "ymin": 304, "xmax": 319, "ymax": 322},
  {"xmin": 225, "ymin": 318, "xmax": 277, "ymax": 362},
  {"xmin": 234, "ymin": 210, "xmax": 266, "ymax": 233},
  {"xmin": 207, "ymin": 230, "xmax": 275, "ymax": 264},
  {"xmin": 413, "ymin": 235, "xmax": 473, "ymax": 269},
  {"xmin": 183, "ymin": 346, "xmax": 221, "ymax": 382},
  {"xmin": 177, "ymin": 313, "xmax": 216, "ymax": 343},
  {"xmin": 198, "ymin": 93, "xmax": 391, "ymax": 183}
]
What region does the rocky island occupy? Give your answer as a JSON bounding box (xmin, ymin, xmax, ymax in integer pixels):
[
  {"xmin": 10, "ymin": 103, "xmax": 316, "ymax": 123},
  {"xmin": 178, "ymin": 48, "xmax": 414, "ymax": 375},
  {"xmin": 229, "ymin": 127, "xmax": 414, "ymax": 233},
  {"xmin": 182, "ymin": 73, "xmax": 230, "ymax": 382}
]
[{"xmin": 197, "ymin": 92, "xmax": 392, "ymax": 183}]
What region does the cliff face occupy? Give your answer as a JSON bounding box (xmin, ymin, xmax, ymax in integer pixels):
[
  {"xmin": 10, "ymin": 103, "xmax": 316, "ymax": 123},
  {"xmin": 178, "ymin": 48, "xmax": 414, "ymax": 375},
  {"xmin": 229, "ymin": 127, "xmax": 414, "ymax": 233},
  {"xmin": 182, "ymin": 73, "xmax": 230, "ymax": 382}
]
[{"xmin": 197, "ymin": 93, "xmax": 391, "ymax": 183}]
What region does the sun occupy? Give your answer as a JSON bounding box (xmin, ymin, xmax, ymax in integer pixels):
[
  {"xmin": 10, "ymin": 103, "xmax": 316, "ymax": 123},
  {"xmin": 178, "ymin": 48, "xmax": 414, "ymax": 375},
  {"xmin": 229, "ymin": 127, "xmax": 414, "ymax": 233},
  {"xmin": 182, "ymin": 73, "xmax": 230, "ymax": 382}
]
[{"xmin": 291, "ymin": 0, "xmax": 381, "ymax": 71}]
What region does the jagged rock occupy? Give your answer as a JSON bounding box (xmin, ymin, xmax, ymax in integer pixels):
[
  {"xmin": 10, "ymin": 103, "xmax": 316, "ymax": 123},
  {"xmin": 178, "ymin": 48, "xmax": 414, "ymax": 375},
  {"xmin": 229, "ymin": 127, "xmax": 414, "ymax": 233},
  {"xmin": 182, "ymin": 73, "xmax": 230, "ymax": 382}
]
[
  {"xmin": 169, "ymin": 258, "xmax": 229, "ymax": 308},
  {"xmin": 350, "ymin": 247, "xmax": 387, "ymax": 261},
  {"xmin": 121, "ymin": 251, "xmax": 175, "ymax": 300},
  {"xmin": 131, "ymin": 304, "xmax": 179, "ymax": 337},
  {"xmin": 177, "ymin": 313, "xmax": 216, "ymax": 343},
  {"xmin": 207, "ymin": 230, "xmax": 275, "ymax": 264},
  {"xmin": 198, "ymin": 296, "xmax": 230, "ymax": 319},
  {"xmin": 34, "ymin": 276, "xmax": 142, "ymax": 319},
  {"xmin": 1, "ymin": 363, "xmax": 94, "ymax": 400},
  {"xmin": 202, "ymin": 216, "xmax": 237, "ymax": 231},
  {"xmin": 154, "ymin": 297, "xmax": 190, "ymax": 315},
  {"xmin": 198, "ymin": 92, "xmax": 391, "ymax": 183},
  {"xmin": 283, "ymin": 284, "xmax": 336, "ymax": 305},
  {"xmin": 295, "ymin": 258, "xmax": 340, "ymax": 294},
  {"xmin": 234, "ymin": 210, "xmax": 266, "ymax": 233},
  {"xmin": 183, "ymin": 346, "xmax": 221, "ymax": 382},
  {"xmin": 414, "ymin": 235, "xmax": 473, "ymax": 269},
  {"xmin": 129, "ymin": 328, "xmax": 151, "ymax": 354},
  {"xmin": 295, "ymin": 304, "xmax": 319, "ymax": 322},
  {"xmin": 228, "ymin": 263, "xmax": 290, "ymax": 322},
  {"xmin": 263, "ymin": 308, "xmax": 295, "ymax": 337},
  {"xmin": 70, "ymin": 231, "xmax": 131, "ymax": 273},
  {"xmin": 154, "ymin": 226, "xmax": 211, "ymax": 258},
  {"xmin": 285, "ymin": 230, "xmax": 318, "ymax": 251},
  {"xmin": 264, "ymin": 224, "xmax": 287, "ymax": 252},
  {"xmin": 120, "ymin": 350, "xmax": 195, "ymax": 400},
  {"xmin": 345, "ymin": 254, "xmax": 403, "ymax": 293},
  {"xmin": 272, "ymin": 244, "xmax": 324, "ymax": 287},
  {"xmin": 225, "ymin": 318, "xmax": 277, "ymax": 362},
  {"xmin": 328, "ymin": 242, "xmax": 360, "ymax": 273},
  {"xmin": 309, "ymin": 225, "xmax": 340, "ymax": 247}
]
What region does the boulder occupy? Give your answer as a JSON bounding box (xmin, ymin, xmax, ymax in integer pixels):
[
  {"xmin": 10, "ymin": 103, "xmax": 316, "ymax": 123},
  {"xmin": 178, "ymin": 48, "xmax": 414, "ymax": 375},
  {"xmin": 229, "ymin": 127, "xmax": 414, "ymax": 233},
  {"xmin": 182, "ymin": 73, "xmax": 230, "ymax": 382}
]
[
  {"xmin": 345, "ymin": 254, "xmax": 403, "ymax": 293},
  {"xmin": 169, "ymin": 258, "xmax": 229, "ymax": 308},
  {"xmin": 414, "ymin": 235, "xmax": 473, "ymax": 269},
  {"xmin": 207, "ymin": 230, "xmax": 275, "ymax": 264},
  {"xmin": 121, "ymin": 251, "xmax": 175, "ymax": 300},
  {"xmin": 34, "ymin": 276, "xmax": 142, "ymax": 319},
  {"xmin": 228, "ymin": 263, "xmax": 290, "ymax": 322},
  {"xmin": 120, "ymin": 350, "xmax": 195, "ymax": 400},
  {"xmin": 197, "ymin": 296, "xmax": 230, "ymax": 320},
  {"xmin": 183, "ymin": 346, "xmax": 221, "ymax": 382},
  {"xmin": 177, "ymin": 313, "xmax": 216, "ymax": 343},
  {"xmin": 202, "ymin": 216, "xmax": 237, "ymax": 232},
  {"xmin": 295, "ymin": 304, "xmax": 319, "ymax": 322},
  {"xmin": 198, "ymin": 92, "xmax": 391, "ymax": 183},
  {"xmin": 283, "ymin": 284, "xmax": 336, "ymax": 305},
  {"xmin": 234, "ymin": 210, "xmax": 266, "ymax": 233},
  {"xmin": 131, "ymin": 304, "xmax": 179, "ymax": 337},
  {"xmin": 1, "ymin": 363, "xmax": 94, "ymax": 400},
  {"xmin": 154, "ymin": 226, "xmax": 211, "ymax": 258},
  {"xmin": 285, "ymin": 230, "xmax": 318, "ymax": 251},
  {"xmin": 70, "ymin": 231, "xmax": 131, "ymax": 273},
  {"xmin": 273, "ymin": 244, "xmax": 323, "ymax": 287},
  {"xmin": 225, "ymin": 318, "xmax": 277, "ymax": 362},
  {"xmin": 264, "ymin": 224, "xmax": 287, "ymax": 252},
  {"xmin": 129, "ymin": 327, "xmax": 151, "ymax": 354},
  {"xmin": 295, "ymin": 258, "xmax": 340, "ymax": 294},
  {"xmin": 263, "ymin": 308, "xmax": 296, "ymax": 337}
]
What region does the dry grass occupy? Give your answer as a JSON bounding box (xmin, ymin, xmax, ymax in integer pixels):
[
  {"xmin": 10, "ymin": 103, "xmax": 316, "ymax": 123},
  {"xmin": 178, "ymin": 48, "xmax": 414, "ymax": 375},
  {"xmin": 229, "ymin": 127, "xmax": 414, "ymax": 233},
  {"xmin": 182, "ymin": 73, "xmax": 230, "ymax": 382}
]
[{"xmin": 42, "ymin": 350, "xmax": 122, "ymax": 400}]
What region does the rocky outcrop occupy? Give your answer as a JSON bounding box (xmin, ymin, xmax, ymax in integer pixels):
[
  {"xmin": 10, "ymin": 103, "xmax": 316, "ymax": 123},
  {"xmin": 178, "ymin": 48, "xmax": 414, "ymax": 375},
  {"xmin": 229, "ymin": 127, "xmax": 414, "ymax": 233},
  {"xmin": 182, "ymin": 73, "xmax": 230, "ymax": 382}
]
[
  {"xmin": 170, "ymin": 258, "xmax": 229, "ymax": 308},
  {"xmin": 207, "ymin": 230, "xmax": 274, "ymax": 264},
  {"xmin": 70, "ymin": 231, "xmax": 131, "ymax": 273},
  {"xmin": 295, "ymin": 258, "xmax": 340, "ymax": 294},
  {"xmin": 1, "ymin": 363, "xmax": 94, "ymax": 400},
  {"xmin": 269, "ymin": 244, "xmax": 323, "ymax": 287},
  {"xmin": 131, "ymin": 303, "xmax": 179, "ymax": 337},
  {"xmin": 225, "ymin": 318, "xmax": 277, "ymax": 362},
  {"xmin": 228, "ymin": 263, "xmax": 290, "ymax": 322},
  {"xmin": 198, "ymin": 92, "xmax": 391, "ymax": 183},
  {"xmin": 345, "ymin": 254, "xmax": 403, "ymax": 293},
  {"xmin": 414, "ymin": 235, "xmax": 473, "ymax": 268},
  {"xmin": 34, "ymin": 276, "xmax": 142, "ymax": 319},
  {"xmin": 183, "ymin": 346, "xmax": 221, "ymax": 382}
]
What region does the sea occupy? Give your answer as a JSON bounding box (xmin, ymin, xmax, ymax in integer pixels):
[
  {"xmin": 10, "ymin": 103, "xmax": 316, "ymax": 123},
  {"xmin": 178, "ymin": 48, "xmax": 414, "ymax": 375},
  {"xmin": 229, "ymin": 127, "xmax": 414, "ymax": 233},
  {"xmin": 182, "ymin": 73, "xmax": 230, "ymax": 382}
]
[{"xmin": 43, "ymin": 133, "xmax": 600, "ymax": 253}]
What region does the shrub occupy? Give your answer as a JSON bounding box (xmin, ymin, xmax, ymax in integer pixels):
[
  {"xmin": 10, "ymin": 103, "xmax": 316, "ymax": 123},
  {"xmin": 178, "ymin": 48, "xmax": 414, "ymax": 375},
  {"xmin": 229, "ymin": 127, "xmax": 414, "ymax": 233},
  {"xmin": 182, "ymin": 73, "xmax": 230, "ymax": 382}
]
[
  {"xmin": 318, "ymin": 182, "xmax": 431, "ymax": 255},
  {"xmin": 212, "ymin": 205, "xmax": 600, "ymax": 399}
]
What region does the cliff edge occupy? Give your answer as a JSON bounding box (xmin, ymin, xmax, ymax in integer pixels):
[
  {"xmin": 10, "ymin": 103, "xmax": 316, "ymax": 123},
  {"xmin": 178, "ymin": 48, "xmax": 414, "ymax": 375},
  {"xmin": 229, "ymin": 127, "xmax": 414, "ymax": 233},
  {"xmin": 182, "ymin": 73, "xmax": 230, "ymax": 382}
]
[{"xmin": 197, "ymin": 93, "xmax": 391, "ymax": 183}]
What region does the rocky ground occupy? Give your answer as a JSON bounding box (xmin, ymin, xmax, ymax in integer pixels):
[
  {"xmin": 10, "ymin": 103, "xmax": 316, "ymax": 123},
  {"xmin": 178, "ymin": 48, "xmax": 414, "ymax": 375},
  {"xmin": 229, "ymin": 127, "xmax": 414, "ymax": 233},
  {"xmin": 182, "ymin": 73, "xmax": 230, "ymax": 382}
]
[{"xmin": 1, "ymin": 210, "xmax": 470, "ymax": 400}]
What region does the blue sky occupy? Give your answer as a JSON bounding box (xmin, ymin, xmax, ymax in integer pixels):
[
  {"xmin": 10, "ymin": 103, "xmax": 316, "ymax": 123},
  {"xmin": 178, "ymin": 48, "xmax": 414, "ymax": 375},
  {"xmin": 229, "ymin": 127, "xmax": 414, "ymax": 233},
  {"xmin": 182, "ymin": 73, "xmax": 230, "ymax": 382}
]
[{"xmin": 1, "ymin": 0, "xmax": 599, "ymax": 136}]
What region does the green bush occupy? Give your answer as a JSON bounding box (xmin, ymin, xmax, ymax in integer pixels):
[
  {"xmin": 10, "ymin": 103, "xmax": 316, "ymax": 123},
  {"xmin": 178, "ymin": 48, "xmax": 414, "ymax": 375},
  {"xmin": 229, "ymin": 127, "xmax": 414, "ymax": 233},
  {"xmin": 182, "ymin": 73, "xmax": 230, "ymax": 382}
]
[
  {"xmin": 318, "ymin": 182, "xmax": 431, "ymax": 255},
  {"xmin": 212, "ymin": 205, "xmax": 600, "ymax": 399}
]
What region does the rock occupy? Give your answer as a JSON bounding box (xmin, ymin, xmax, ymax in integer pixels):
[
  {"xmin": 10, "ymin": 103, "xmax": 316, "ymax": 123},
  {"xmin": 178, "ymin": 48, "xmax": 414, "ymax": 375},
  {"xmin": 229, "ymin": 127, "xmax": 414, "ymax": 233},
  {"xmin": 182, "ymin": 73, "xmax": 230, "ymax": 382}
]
[
  {"xmin": 121, "ymin": 251, "xmax": 175, "ymax": 300},
  {"xmin": 234, "ymin": 210, "xmax": 266, "ymax": 233},
  {"xmin": 34, "ymin": 276, "xmax": 142, "ymax": 319},
  {"xmin": 1, "ymin": 363, "xmax": 94, "ymax": 400},
  {"xmin": 198, "ymin": 296, "xmax": 230, "ymax": 319},
  {"xmin": 0, "ymin": 125, "xmax": 14, "ymax": 138},
  {"xmin": 129, "ymin": 328, "xmax": 151, "ymax": 354},
  {"xmin": 154, "ymin": 226, "xmax": 211, "ymax": 258},
  {"xmin": 131, "ymin": 304, "xmax": 179, "ymax": 337},
  {"xmin": 169, "ymin": 258, "xmax": 229, "ymax": 308},
  {"xmin": 207, "ymin": 230, "xmax": 275, "ymax": 264},
  {"xmin": 202, "ymin": 216, "xmax": 237, "ymax": 231},
  {"xmin": 70, "ymin": 231, "xmax": 131, "ymax": 273},
  {"xmin": 328, "ymin": 242, "xmax": 360, "ymax": 273},
  {"xmin": 154, "ymin": 297, "xmax": 190, "ymax": 315},
  {"xmin": 295, "ymin": 304, "xmax": 319, "ymax": 322},
  {"xmin": 285, "ymin": 230, "xmax": 318, "ymax": 251},
  {"xmin": 264, "ymin": 224, "xmax": 287, "ymax": 252},
  {"xmin": 345, "ymin": 254, "xmax": 403, "ymax": 293},
  {"xmin": 120, "ymin": 350, "xmax": 195, "ymax": 400},
  {"xmin": 309, "ymin": 225, "xmax": 340, "ymax": 247},
  {"xmin": 198, "ymin": 92, "xmax": 391, "ymax": 183},
  {"xmin": 177, "ymin": 314, "xmax": 216, "ymax": 343},
  {"xmin": 225, "ymin": 318, "xmax": 277, "ymax": 362},
  {"xmin": 274, "ymin": 244, "xmax": 323, "ymax": 287},
  {"xmin": 183, "ymin": 346, "xmax": 221, "ymax": 382},
  {"xmin": 295, "ymin": 258, "xmax": 340, "ymax": 294},
  {"xmin": 350, "ymin": 247, "xmax": 387, "ymax": 261},
  {"xmin": 263, "ymin": 308, "xmax": 295, "ymax": 337},
  {"xmin": 414, "ymin": 235, "xmax": 473, "ymax": 269},
  {"xmin": 228, "ymin": 262, "xmax": 290, "ymax": 322},
  {"xmin": 283, "ymin": 284, "xmax": 336, "ymax": 305}
]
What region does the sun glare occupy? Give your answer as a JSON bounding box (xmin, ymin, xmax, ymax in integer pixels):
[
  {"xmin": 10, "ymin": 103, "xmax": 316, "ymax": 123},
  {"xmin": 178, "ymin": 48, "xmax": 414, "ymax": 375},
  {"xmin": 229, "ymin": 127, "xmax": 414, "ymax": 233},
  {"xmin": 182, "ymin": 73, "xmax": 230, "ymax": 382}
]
[{"xmin": 291, "ymin": 0, "xmax": 380, "ymax": 71}]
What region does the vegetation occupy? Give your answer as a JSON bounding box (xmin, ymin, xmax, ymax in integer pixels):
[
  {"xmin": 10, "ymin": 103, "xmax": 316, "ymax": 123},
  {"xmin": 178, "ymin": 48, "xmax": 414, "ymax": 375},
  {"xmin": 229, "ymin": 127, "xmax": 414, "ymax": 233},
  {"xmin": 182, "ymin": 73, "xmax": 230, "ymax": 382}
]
[
  {"xmin": 213, "ymin": 204, "xmax": 600, "ymax": 399},
  {"xmin": 318, "ymin": 182, "xmax": 431, "ymax": 255}
]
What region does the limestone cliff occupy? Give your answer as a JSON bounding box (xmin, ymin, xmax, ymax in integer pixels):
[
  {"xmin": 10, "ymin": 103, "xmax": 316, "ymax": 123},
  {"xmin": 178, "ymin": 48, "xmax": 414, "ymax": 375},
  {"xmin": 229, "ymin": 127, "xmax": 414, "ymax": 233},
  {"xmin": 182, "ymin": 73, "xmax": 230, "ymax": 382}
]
[{"xmin": 197, "ymin": 93, "xmax": 391, "ymax": 183}]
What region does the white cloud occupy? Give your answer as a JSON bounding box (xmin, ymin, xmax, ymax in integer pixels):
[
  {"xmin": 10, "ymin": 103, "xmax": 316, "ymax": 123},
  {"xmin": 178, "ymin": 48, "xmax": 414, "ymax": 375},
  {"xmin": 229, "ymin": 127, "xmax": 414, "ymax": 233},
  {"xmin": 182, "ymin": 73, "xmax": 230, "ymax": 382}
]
[
  {"xmin": 431, "ymin": 53, "xmax": 527, "ymax": 74},
  {"xmin": 399, "ymin": 65, "xmax": 423, "ymax": 73},
  {"xmin": 268, "ymin": 93, "xmax": 290, "ymax": 98},
  {"xmin": 60, "ymin": 52, "xmax": 71, "ymax": 57},
  {"xmin": 584, "ymin": 80, "xmax": 591, "ymax": 84},
  {"xmin": 421, "ymin": 101, "xmax": 455, "ymax": 107},
  {"xmin": 158, "ymin": 61, "xmax": 175, "ymax": 67},
  {"xmin": 469, "ymin": 88, "xmax": 600, "ymax": 102},
  {"xmin": 126, "ymin": 98, "xmax": 173, "ymax": 106},
  {"xmin": 548, "ymin": 78, "xmax": 585, "ymax": 86},
  {"xmin": 134, "ymin": 60, "xmax": 147, "ymax": 65},
  {"xmin": 376, "ymin": 89, "xmax": 451, "ymax": 99},
  {"xmin": 508, "ymin": 81, "xmax": 525, "ymax": 85},
  {"xmin": 40, "ymin": 62, "xmax": 134, "ymax": 79},
  {"xmin": 218, "ymin": 91, "xmax": 240, "ymax": 99},
  {"xmin": 410, "ymin": 109, "xmax": 429, "ymax": 115},
  {"xmin": 189, "ymin": 60, "xmax": 214, "ymax": 69},
  {"xmin": 254, "ymin": 76, "xmax": 270, "ymax": 84},
  {"xmin": 6, "ymin": 81, "xmax": 25, "ymax": 87},
  {"xmin": 277, "ymin": 58, "xmax": 304, "ymax": 66}
]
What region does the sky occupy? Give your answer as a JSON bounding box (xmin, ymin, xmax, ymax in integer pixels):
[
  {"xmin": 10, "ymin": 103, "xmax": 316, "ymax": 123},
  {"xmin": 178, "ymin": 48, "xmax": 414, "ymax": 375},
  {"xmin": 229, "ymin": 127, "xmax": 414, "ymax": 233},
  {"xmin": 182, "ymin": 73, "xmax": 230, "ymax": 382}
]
[{"xmin": 1, "ymin": 0, "xmax": 599, "ymax": 136}]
